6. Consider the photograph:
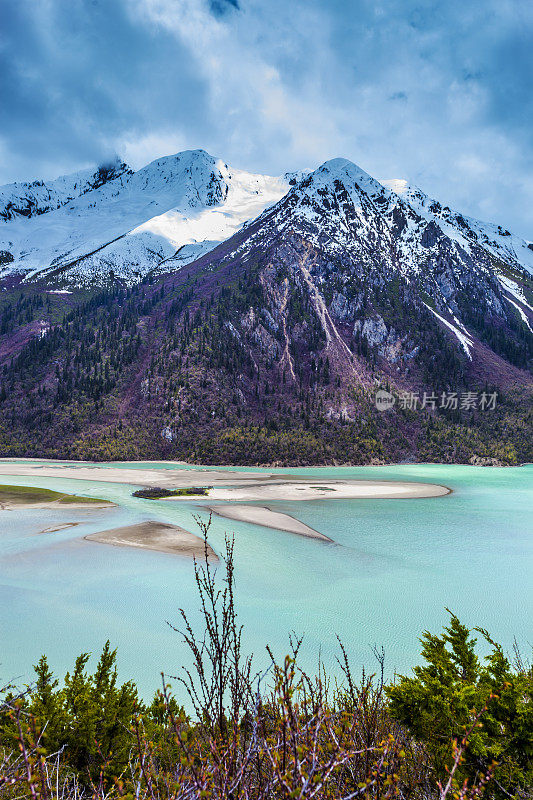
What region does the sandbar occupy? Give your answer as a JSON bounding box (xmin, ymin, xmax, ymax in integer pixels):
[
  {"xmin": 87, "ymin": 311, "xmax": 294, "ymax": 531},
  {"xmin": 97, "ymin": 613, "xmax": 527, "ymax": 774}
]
[
  {"xmin": 207, "ymin": 504, "xmax": 332, "ymax": 541},
  {"xmin": 204, "ymin": 480, "xmax": 450, "ymax": 502},
  {"xmin": 0, "ymin": 462, "xmax": 450, "ymax": 504},
  {"xmin": 85, "ymin": 521, "xmax": 218, "ymax": 561},
  {"xmin": 0, "ymin": 462, "xmax": 268, "ymax": 489},
  {"xmin": 0, "ymin": 462, "xmax": 450, "ymax": 546}
]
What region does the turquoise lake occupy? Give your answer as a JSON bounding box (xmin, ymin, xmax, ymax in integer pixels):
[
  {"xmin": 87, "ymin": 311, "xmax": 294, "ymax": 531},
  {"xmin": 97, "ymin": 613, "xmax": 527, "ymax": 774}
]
[{"xmin": 0, "ymin": 461, "xmax": 531, "ymax": 701}]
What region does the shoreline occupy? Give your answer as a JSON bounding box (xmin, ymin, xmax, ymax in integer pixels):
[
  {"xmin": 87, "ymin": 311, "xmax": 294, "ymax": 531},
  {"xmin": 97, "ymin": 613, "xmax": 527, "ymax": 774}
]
[{"xmin": 0, "ymin": 456, "xmax": 526, "ymax": 469}]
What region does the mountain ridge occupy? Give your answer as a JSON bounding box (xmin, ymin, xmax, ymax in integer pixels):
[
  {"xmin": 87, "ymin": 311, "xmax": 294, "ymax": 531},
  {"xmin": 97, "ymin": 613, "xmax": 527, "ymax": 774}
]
[
  {"xmin": 1, "ymin": 150, "xmax": 531, "ymax": 287},
  {"xmin": 0, "ymin": 157, "xmax": 132, "ymax": 221}
]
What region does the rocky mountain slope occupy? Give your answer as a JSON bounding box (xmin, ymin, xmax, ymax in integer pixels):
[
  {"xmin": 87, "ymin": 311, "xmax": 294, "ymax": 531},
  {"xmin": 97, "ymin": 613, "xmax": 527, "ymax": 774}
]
[
  {"xmin": 0, "ymin": 153, "xmax": 531, "ymax": 464},
  {"xmin": 381, "ymin": 178, "xmax": 533, "ymax": 277}
]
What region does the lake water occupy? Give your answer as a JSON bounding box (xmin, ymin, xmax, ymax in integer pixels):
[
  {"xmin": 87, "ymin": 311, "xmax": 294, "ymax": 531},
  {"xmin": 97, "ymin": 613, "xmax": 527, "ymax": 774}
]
[{"xmin": 0, "ymin": 462, "xmax": 531, "ymax": 702}]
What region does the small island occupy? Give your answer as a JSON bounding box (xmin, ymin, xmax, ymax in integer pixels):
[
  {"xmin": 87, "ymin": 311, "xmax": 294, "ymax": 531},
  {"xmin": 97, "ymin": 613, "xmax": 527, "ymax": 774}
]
[{"xmin": 132, "ymin": 486, "xmax": 211, "ymax": 499}]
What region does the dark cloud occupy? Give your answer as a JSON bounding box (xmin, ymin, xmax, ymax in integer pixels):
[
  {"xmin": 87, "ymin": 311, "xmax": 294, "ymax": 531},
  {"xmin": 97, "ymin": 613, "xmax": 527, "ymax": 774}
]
[
  {"xmin": 0, "ymin": 0, "xmax": 208, "ymax": 177},
  {"xmin": 389, "ymin": 92, "xmax": 408, "ymax": 102},
  {"xmin": 208, "ymin": 0, "xmax": 240, "ymax": 17}
]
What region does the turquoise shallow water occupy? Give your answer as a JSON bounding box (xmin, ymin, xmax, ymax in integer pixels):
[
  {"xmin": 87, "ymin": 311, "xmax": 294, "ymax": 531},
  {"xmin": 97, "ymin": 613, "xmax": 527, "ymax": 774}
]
[{"xmin": 0, "ymin": 462, "xmax": 531, "ymax": 701}]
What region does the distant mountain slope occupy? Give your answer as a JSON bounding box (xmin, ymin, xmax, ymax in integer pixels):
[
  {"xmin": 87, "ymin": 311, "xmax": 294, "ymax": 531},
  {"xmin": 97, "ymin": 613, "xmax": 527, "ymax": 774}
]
[{"xmin": 0, "ymin": 150, "xmax": 290, "ymax": 285}]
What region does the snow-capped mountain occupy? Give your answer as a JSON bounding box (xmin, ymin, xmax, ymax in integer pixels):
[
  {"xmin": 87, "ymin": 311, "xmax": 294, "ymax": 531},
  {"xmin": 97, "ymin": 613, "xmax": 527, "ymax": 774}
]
[
  {"xmin": 244, "ymin": 156, "xmax": 533, "ymax": 280},
  {"xmin": 0, "ymin": 150, "xmax": 290, "ymax": 285},
  {"xmin": 226, "ymin": 157, "xmax": 531, "ymax": 312}
]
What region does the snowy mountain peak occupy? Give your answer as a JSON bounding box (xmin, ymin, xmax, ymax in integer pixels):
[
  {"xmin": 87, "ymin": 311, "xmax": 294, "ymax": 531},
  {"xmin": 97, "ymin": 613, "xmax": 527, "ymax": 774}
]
[
  {"xmin": 124, "ymin": 149, "xmax": 230, "ymax": 210},
  {"xmin": 316, "ymin": 157, "xmax": 372, "ymax": 179},
  {"xmin": 265, "ymin": 157, "xmax": 394, "ymax": 245},
  {"xmin": 1, "ymin": 149, "xmax": 532, "ymax": 288},
  {"xmin": 303, "ymin": 158, "xmax": 385, "ymax": 197}
]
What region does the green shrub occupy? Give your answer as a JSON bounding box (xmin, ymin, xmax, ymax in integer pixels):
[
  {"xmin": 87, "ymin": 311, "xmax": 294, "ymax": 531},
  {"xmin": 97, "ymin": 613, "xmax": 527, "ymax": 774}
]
[{"xmin": 387, "ymin": 611, "xmax": 533, "ymax": 797}]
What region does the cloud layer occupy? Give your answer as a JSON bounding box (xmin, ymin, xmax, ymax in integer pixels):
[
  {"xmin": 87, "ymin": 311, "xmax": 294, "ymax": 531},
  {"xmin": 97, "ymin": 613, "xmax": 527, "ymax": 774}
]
[{"xmin": 1, "ymin": 0, "xmax": 532, "ymax": 237}]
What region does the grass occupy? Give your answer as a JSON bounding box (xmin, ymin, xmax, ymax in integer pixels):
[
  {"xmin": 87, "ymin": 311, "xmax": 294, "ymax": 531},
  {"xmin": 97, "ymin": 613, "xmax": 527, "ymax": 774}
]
[
  {"xmin": 173, "ymin": 486, "xmax": 211, "ymax": 496},
  {"xmin": 58, "ymin": 494, "xmax": 111, "ymax": 504},
  {"xmin": 0, "ymin": 484, "xmax": 111, "ymax": 506}
]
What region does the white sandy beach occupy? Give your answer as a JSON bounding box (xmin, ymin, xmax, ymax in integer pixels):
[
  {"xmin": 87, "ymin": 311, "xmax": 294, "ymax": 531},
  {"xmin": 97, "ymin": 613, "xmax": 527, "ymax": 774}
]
[{"xmin": 203, "ymin": 480, "xmax": 450, "ymax": 502}]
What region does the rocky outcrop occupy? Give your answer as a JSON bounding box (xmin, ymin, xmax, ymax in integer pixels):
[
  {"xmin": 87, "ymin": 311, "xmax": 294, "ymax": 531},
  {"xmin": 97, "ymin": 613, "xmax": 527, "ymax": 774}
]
[
  {"xmin": 469, "ymin": 455, "xmax": 506, "ymax": 467},
  {"xmin": 421, "ymin": 220, "xmax": 444, "ymax": 248},
  {"xmin": 353, "ymin": 315, "xmax": 388, "ymax": 347}
]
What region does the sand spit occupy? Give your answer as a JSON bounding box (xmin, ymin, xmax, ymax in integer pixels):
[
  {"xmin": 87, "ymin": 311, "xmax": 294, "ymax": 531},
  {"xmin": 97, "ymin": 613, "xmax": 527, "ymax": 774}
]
[
  {"xmin": 207, "ymin": 504, "xmax": 332, "ymax": 541},
  {"xmin": 3, "ymin": 499, "xmax": 115, "ymax": 510},
  {"xmin": 85, "ymin": 521, "xmax": 218, "ymax": 561},
  {"xmin": 40, "ymin": 522, "xmax": 80, "ymax": 533}
]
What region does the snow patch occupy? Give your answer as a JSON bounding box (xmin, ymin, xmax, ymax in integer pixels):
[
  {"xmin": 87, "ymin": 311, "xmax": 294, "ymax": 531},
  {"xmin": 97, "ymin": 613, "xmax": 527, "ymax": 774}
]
[
  {"xmin": 505, "ymin": 298, "xmax": 533, "ymax": 332},
  {"xmin": 423, "ymin": 303, "xmax": 473, "ymax": 359},
  {"xmin": 498, "ymin": 275, "xmax": 533, "ymax": 313}
]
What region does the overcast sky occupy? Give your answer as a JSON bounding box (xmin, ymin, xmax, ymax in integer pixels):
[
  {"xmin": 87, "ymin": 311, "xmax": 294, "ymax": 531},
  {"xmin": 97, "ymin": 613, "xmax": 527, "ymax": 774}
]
[{"xmin": 1, "ymin": 0, "xmax": 532, "ymax": 237}]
